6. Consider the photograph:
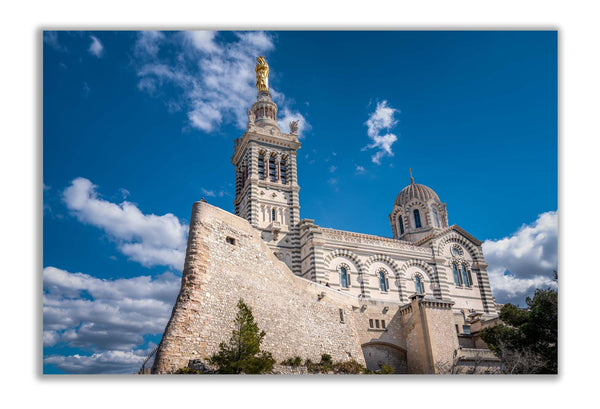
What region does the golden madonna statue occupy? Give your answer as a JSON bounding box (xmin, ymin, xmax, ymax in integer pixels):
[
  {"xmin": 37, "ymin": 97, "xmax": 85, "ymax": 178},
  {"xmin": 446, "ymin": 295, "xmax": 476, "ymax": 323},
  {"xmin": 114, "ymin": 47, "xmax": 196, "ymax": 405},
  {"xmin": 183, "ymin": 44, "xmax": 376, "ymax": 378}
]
[{"xmin": 255, "ymin": 56, "xmax": 269, "ymax": 92}]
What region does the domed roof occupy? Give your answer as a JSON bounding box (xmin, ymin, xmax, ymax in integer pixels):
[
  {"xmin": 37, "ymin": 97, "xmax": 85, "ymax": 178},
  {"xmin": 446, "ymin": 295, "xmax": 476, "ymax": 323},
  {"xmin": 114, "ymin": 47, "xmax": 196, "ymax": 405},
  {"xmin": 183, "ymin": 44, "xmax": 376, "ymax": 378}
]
[{"xmin": 394, "ymin": 178, "xmax": 440, "ymax": 207}]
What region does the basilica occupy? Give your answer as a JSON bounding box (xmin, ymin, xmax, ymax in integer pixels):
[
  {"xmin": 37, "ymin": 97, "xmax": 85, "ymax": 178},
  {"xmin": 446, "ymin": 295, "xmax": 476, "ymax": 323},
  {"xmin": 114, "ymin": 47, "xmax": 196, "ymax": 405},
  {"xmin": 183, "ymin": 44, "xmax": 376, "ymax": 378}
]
[
  {"xmin": 152, "ymin": 57, "xmax": 501, "ymax": 374},
  {"xmin": 232, "ymin": 56, "xmax": 496, "ymax": 317}
]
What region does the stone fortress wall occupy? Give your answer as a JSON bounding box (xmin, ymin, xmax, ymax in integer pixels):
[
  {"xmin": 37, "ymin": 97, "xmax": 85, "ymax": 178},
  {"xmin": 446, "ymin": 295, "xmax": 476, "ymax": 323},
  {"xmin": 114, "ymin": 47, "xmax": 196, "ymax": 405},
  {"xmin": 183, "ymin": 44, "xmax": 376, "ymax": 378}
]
[
  {"xmin": 152, "ymin": 200, "xmax": 493, "ymax": 374},
  {"xmin": 153, "ymin": 201, "xmax": 367, "ymax": 373}
]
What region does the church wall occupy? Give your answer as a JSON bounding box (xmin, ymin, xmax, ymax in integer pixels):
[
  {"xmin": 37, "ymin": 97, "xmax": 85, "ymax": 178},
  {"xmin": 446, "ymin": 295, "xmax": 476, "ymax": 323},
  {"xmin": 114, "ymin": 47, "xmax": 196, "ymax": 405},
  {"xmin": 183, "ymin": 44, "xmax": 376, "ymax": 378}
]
[
  {"xmin": 303, "ymin": 224, "xmax": 442, "ymax": 305},
  {"xmin": 432, "ymin": 236, "xmax": 489, "ymax": 314},
  {"xmin": 153, "ymin": 201, "xmax": 367, "ymax": 374}
]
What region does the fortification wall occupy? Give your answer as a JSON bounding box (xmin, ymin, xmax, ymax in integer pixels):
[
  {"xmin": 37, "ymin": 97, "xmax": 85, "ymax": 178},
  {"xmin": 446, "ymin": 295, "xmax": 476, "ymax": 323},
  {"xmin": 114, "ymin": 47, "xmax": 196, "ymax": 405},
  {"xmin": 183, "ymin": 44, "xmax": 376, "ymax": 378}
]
[{"xmin": 152, "ymin": 201, "xmax": 367, "ymax": 374}]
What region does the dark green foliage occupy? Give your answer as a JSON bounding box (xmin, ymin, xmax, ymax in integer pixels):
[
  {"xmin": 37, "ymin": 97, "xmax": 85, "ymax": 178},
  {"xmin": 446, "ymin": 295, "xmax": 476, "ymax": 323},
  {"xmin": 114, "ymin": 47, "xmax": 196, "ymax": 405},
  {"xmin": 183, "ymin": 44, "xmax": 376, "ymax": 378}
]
[
  {"xmin": 376, "ymin": 363, "xmax": 395, "ymax": 374},
  {"xmin": 320, "ymin": 353, "xmax": 332, "ymax": 364},
  {"xmin": 305, "ymin": 354, "xmax": 334, "ymax": 373},
  {"xmin": 281, "ymin": 356, "xmax": 303, "ymax": 367},
  {"xmin": 332, "ymin": 359, "xmax": 367, "ymax": 374},
  {"xmin": 208, "ymin": 299, "xmax": 275, "ymax": 374},
  {"xmin": 480, "ymin": 288, "xmax": 557, "ymax": 374},
  {"xmin": 175, "ymin": 366, "xmax": 201, "ymax": 374},
  {"xmin": 304, "ymin": 355, "xmax": 368, "ymax": 374}
]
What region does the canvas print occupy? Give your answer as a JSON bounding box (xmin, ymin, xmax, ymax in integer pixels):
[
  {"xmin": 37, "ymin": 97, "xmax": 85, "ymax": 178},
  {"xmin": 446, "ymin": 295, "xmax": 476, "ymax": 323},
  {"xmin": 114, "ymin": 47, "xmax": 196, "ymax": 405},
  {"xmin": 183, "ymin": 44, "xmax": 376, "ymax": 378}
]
[{"xmin": 43, "ymin": 31, "xmax": 557, "ymax": 374}]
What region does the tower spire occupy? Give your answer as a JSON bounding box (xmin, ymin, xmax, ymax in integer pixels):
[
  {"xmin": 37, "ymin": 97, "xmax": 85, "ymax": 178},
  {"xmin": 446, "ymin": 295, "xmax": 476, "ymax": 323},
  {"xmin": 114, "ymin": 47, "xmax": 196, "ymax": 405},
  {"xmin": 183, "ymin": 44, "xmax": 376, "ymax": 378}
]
[
  {"xmin": 409, "ymin": 168, "xmax": 414, "ymax": 184},
  {"xmin": 249, "ymin": 56, "xmax": 278, "ymax": 129}
]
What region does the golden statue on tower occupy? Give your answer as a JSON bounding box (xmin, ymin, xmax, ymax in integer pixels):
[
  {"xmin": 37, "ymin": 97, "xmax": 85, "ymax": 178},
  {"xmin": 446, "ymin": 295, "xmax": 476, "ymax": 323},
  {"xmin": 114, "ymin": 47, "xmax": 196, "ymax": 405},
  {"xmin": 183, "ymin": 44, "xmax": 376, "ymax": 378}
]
[{"xmin": 255, "ymin": 56, "xmax": 269, "ymax": 92}]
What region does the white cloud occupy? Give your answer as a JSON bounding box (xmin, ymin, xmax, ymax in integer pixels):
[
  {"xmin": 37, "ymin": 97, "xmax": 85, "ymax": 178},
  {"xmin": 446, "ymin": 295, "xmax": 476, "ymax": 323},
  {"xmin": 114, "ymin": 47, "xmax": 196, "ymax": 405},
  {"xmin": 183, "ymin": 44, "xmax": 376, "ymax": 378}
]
[
  {"xmin": 88, "ymin": 35, "xmax": 104, "ymax": 58},
  {"xmin": 329, "ymin": 165, "xmax": 337, "ymax": 173},
  {"xmin": 81, "ymin": 81, "xmax": 90, "ymax": 97},
  {"xmin": 44, "ymin": 31, "xmax": 66, "ymax": 52},
  {"xmin": 201, "ymin": 187, "xmax": 228, "ymax": 199},
  {"xmin": 44, "ymin": 345, "xmax": 159, "ymax": 374},
  {"xmin": 364, "ymin": 100, "xmax": 399, "ymax": 164},
  {"xmin": 183, "ymin": 30, "xmax": 219, "ymax": 53},
  {"xmin": 355, "ymin": 165, "xmax": 366, "ymax": 174},
  {"xmin": 482, "ymin": 211, "xmax": 558, "ymax": 305},
  {"xmin": 43, "ymin": 266, "xmax": 180, "ymax": 373},
  {"xmin": 44, "ymin": 349, "xmax": 148, "ymax": 374},
  {"xmin": 277, "ymin": 107, "xmax": 311, "ymax": 137},
  {"xmin": 63, "ymin": 178, "xmax": 188, "ymax": 270},
  {"xmin": 201, "ymin": 188, "xmax": 216, "ymax": 197},
  {"xmin": 134, "ymin": 31, "xmax": 309, "ymax": 136},
  {"xmin": 134, "ymin": 31, "xmax": 165, "ymax": 58}
]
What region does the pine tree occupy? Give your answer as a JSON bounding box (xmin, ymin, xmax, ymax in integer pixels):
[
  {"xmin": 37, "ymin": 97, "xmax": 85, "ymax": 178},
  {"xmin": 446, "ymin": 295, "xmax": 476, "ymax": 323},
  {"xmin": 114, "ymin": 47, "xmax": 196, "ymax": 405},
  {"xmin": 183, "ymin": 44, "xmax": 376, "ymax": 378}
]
[{"xmin": 208, "ymin": 299, "xmax": 275, "ymax": 374}]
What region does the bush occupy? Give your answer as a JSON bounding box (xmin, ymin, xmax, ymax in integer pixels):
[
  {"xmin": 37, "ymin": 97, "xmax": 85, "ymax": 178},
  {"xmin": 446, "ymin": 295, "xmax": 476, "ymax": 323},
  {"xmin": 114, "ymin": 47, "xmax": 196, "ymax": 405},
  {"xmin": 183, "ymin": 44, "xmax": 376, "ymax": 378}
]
[
  {"xmin": 175, "ymin": 366, "xmax": 201, "ymax": 374},
  {"xmin": 281, "ymin": 356, "xmax": 303, "ymax": 367},
  {"xmin": 333, "ymin": 359, "xmax": 367, "ymax": 374},
  {"xmin": 376, "ymin": 363, "xmax": 395, "ymax": 374},
  {"xmin": 303, "ymin": 354, "xmax": 368, "ymax": 374}
]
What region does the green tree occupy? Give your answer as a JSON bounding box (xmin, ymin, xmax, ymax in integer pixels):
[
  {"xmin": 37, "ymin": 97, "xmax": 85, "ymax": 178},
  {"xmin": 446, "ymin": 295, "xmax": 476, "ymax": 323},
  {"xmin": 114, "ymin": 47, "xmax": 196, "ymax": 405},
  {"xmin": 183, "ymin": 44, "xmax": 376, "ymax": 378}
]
[
  {"xmin": 481, "ymin": 287, "xmax": 557, "ymax": 374},
  {"xmin": 208, "ymin": 299, "xmax": 275, "ymax": 374}
]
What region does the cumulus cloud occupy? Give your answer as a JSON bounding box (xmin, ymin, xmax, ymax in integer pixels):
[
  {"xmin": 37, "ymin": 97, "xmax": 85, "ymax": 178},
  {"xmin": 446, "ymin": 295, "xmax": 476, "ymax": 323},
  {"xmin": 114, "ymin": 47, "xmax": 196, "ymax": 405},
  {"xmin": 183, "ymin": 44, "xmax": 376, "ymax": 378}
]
[
  {"xmin": 44, "ymin": 347, "xmax": 156, "ymax": 374},
  {"xmin": 134, "ymin": 31, "xmax": 309, "ymax": 136},
  {"xmin": 43, "ymin": 266, "xmax": 180, "ymax": 373},
  {"xmin": 183, "ymin": 30, "xmax": 219, "ymax": 53},
  {"xmin": 63, "ymin": 178, "xmax": 188, "ymax": 270},
  {"xmin": 88, "ymin": 35, "xmax": 104, "ymax": 58},
  {"xmin": 482, "ymin": 211, "xmax": 558, "ymax": 305},
  {"xmin": 277, "ymin": 106, "xmax": 311, "ymax": 137},
  {"xmin": 134, "ymin": 31, "xmax": 164, "ymax": 58},
  {"xmin": 364, "ymin": 100, "xmax": 399, "ymax": 164}
]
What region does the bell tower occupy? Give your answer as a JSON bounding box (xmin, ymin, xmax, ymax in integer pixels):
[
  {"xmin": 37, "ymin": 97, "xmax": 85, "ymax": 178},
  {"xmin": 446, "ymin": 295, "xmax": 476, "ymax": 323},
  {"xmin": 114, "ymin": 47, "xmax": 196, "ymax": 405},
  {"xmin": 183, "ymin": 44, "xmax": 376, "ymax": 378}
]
[{"xmin": 231, "ymin": 56, "xmax": 302, "ymax": 275}]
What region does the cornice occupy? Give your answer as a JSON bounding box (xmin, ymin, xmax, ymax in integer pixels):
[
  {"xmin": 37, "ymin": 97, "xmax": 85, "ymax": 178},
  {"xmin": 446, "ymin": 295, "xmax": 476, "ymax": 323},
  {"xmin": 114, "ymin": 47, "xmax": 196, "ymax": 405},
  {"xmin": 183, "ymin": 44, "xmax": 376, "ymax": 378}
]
[
  {"xmin": 320, "ymin": 227, "xmax": 432, "ymax": 254},
  {"xmin": 232, "ymin": 129, "xmax": 301, "ymax": 163}
]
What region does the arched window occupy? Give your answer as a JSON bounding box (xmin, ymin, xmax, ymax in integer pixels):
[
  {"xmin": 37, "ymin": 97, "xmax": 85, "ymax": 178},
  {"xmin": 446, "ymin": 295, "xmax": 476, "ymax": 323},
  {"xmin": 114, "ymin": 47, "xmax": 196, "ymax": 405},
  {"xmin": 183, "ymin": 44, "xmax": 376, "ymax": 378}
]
[
  {"xmin": 378, "ymin": 270, "xmax": 389, "ymax": 292},
  {"xmin": 340, "ymin": 267, "xmax": 349, "ymax": 288},
  {"xmin": 461, "ymin": 264, "xmax": 471, "ymax": 287},
  {"xmin": 258, "ymin": 152, "xmax": 265, "ymax": 180},
  {"xmin": 398, "ymin": 215, "xmax": 404, "ymax": 235},
  {"xmin": 414, "ymin": 209, "xmax": 422, "ymax": 228},
  {"xmin": 415, "ymin": 275, "xmax": 424, "ymax": 294},
  {"xmin": 269, "ymin": 155, "xmax": 277, "ymax": 182},
  {"xmin": 280, "ymin": 157, "xmax": 288, "ymax": 184},
  {"xmin": 452, "ymin": 263, "xmax": 462, "ymax": 286},
  {"xmin": 432, "ymin": 207, "xmax": 439, "ymax": 228}
]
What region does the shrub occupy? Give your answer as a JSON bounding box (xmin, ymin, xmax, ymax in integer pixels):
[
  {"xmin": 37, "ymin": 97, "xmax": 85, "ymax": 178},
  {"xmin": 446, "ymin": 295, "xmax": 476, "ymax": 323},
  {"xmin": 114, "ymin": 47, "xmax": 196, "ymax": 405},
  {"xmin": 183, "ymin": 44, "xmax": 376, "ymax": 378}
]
[
  {"xmin": 281, "ymin": 356, "xmax": 303, "ymax": 367},
  {"xmin": 175, "ymin": 366, "xmax": 201, "ymax": 374},
  {"xmin": 333, "ymin": 359, "xmax": 367, "ymax": 374},
  {"xmin": 376, "ymin": 363, "xmax": 395, "ymax": 374}
]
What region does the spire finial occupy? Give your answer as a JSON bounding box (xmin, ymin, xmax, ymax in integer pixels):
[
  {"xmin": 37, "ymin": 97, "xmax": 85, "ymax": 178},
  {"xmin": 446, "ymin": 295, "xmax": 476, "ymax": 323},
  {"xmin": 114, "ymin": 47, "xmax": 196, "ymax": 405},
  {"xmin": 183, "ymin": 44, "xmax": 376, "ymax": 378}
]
[{"xmin": 409, "ymin": 168, "xmax": 414, "ymax": 184}]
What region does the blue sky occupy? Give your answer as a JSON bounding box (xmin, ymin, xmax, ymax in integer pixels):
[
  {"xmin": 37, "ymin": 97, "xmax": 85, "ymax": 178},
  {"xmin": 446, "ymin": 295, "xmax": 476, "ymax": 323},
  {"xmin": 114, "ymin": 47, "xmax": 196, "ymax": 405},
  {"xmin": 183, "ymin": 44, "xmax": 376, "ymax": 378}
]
[{"xmin": 43, "ymin": 30, "xmax": 557, "ymax": 374}]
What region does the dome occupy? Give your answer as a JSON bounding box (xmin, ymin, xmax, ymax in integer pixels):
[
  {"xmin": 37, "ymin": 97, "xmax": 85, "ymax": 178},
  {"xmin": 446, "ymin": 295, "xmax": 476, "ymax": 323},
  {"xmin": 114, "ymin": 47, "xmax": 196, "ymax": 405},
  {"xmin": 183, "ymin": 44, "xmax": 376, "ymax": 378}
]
[{"xmin": 394, "ymin": 180, "xmax": 440, "ymax": 207}]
